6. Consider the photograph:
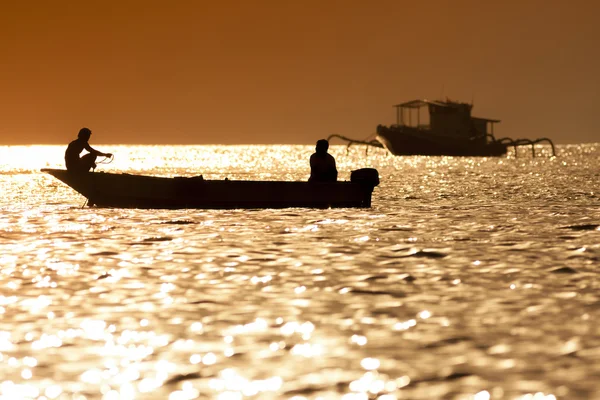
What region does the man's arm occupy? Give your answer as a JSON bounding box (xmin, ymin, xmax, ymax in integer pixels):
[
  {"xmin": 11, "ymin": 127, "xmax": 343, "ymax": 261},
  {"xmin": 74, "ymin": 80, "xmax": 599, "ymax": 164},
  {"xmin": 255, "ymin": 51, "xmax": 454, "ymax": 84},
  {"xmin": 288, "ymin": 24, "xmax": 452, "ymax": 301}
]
[
  {"xmin": 328, "ymin": 155, "xmax": 337, "ymax": 180},
  {"xmin": 330, "ymin": 155, "xmax": 338, "ymax": 170},
  {"xmin": 332, "ymin": 158, "xmax": 338, "ymax": 179},
  {"xmin": 84, "ymin": 143, "xmax": 112, "ymax": 157}
]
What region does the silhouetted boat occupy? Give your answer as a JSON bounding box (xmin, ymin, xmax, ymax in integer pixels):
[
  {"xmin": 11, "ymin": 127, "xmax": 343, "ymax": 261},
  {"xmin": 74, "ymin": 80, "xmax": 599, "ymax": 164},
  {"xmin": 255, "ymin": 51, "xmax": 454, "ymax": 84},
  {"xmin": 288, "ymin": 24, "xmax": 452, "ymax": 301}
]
[
  {"xmin": 375, "ymin": 99, "xmax": 508, "ymax": 156},
  {"xmin": 41, "ymin": 168, "xmax": 379, "ymax": 209},
  {"xmin": 329, "ymin": 99, "xmax": 556, "ymax": 157}
]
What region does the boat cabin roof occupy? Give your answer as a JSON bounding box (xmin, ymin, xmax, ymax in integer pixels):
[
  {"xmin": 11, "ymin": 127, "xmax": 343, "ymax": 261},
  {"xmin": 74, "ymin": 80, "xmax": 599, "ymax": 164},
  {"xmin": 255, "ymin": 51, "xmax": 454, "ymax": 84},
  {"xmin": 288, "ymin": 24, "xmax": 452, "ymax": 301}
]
[
  {"xmin": 393, "ymin": 99, "xmax": 500, "ymax": 123},
  {"xmin": 393, "ymin": 99, "xmax": 450, "ymax": 109},
  {"xmin": 472, "ymin": 116, "xmax": 501, "ymax": 123}
]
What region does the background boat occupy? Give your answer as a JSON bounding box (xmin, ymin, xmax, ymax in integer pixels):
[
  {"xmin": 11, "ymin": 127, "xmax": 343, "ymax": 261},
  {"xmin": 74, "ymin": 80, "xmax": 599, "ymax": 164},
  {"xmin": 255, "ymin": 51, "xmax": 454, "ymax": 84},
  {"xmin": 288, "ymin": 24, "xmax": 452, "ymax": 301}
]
[{"xmin": 331, "ymin": 99, "xmax": 555, "ymax": 157}]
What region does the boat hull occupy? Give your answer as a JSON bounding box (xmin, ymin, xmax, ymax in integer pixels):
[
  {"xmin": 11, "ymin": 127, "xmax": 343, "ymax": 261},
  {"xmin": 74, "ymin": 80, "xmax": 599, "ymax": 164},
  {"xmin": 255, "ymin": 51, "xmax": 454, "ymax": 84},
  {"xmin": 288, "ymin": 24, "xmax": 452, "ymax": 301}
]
[
  {"xmin": 376, "ymin": 125, "xmax": 508, "ymax": 157},
  {"xmin": 41, "ymin": 169, "xmax": 378, "ymax": 209}
]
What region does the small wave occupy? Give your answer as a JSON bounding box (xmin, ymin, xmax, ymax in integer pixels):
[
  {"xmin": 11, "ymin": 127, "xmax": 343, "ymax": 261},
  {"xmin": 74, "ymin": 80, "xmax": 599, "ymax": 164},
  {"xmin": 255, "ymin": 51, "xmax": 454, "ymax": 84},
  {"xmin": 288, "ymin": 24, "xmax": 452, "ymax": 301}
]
[
  {"xmin": 142, "ymin": 236, "xmax": 173, "ymax": 242},
  {"xmin": 562, "ymin": 224, "xmax": 599, "ymax": 231},
  {"xmin": 348, "ymin": 288, "xmax": 406, "ymax": 298},
  {"xmin": 549, "ymin": 266, "xmax": 578, "ymax": 274},
  {"xmin": 403, "ymin": 250, "xmax": 448, "ymax": 259}
]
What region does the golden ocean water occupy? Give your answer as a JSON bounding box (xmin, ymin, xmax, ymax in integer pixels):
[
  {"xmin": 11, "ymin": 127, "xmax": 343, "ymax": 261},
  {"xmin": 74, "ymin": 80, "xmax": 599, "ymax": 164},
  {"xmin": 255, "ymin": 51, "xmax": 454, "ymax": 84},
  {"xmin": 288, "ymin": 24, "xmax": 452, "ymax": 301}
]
[{"xmin": 0, "ymin": 144, "xmax": 599, "ymax": 400}]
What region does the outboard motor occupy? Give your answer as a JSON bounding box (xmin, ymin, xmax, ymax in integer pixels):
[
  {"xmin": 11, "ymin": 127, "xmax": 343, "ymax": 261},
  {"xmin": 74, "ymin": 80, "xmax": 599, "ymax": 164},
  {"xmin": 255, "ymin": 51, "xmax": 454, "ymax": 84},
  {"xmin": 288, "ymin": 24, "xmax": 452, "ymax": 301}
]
[{"xmin": 350, "ymin": 168, "xmax": 380, "ymax": 188}]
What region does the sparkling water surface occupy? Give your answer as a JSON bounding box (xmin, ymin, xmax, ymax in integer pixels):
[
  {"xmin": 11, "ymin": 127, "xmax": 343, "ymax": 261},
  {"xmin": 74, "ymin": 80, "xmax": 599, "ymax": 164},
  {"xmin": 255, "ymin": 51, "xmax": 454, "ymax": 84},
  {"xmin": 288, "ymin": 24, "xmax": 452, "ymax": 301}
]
[{"xmin": 0, "ymin": 144, "xmax": 599, "ymax": 400}]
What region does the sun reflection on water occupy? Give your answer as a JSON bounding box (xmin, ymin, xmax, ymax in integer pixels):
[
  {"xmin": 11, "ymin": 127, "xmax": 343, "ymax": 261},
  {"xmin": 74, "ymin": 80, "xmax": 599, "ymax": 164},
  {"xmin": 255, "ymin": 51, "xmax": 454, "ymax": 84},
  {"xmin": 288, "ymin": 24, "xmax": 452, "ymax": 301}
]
[{"xmin": 0, "ymin": 144, "xmax": 598, "ymax": 398}]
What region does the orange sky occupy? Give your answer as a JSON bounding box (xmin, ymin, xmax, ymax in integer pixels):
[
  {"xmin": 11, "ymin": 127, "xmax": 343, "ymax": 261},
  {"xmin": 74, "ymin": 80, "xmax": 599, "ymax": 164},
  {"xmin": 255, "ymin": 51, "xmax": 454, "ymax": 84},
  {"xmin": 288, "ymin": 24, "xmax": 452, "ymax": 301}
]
[{"xmin": 1, "ymin": 0, "xmax": 598, "ymax": 144}]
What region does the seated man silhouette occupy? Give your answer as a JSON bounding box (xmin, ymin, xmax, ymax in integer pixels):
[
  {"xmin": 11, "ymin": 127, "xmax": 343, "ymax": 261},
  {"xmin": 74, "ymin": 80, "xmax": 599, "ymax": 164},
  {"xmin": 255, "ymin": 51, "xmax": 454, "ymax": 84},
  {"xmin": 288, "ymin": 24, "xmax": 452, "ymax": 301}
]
[
  {"xmin": 65, "ymin": 127, "xmax": 112, "ymax": 173},
  {"xmin": 309, "ymin": 139, "xmax": 338, "ymax": 182}
]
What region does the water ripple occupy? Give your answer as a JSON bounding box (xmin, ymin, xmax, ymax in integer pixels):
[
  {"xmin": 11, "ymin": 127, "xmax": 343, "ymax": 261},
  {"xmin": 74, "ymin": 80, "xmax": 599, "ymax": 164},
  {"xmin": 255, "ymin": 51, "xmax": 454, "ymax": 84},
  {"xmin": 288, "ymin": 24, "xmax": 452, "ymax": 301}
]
[{"xmin": 0, "ymin": 144, "xmax": 598, "ymax": 399}]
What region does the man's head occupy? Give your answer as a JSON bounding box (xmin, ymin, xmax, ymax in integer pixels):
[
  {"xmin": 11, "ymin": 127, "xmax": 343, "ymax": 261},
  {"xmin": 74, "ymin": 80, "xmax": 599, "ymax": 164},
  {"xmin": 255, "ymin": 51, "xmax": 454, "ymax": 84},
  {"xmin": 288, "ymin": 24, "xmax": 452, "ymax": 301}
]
[
  {"xmin": 316, "ymin": 139, "xmax": 329, "ymax": 154},
  {"xmin": 78, "ymin": 127, "xmax": 92, "ymax": 140}
]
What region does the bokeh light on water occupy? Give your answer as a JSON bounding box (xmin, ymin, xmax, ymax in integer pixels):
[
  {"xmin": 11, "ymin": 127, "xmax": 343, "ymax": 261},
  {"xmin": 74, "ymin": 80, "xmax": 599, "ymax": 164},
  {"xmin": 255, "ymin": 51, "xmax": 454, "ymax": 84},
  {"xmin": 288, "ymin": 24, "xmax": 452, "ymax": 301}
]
[{"xmin": 0, "ymin": 144, "xmax": 598, "ymax": 399}]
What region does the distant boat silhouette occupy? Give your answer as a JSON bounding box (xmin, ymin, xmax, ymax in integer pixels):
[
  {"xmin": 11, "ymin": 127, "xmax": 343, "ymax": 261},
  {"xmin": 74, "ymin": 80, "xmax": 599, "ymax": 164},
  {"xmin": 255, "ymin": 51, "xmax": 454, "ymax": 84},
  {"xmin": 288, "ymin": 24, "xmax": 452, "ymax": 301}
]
[
  {"xmin": 329, "ymin": 99, "xmax": 555, "ymax": 157},
  {"xmin": 41, "ymin": 168, "xmax": 379, "ymax": 209},
  {"xmin": 376, "ymin": 99, "xmax": 507, "ymax": 156}
]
